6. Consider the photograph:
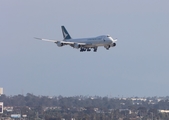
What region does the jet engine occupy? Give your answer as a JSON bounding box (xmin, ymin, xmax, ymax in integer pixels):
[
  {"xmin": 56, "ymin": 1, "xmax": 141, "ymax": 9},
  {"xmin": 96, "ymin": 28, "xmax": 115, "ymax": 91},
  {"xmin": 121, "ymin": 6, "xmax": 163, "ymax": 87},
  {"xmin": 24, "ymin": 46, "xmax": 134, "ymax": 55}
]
[
  {"xmin": 56, "ymin": 42, "xmax": 63, "ymax": 47},
  {"xmin": 74, "ymin": 43, "xmax": 80, "ymax": 49},
  {"xmin": 110, "ymin": 43, "xmax": 116, "ymax": 47}
]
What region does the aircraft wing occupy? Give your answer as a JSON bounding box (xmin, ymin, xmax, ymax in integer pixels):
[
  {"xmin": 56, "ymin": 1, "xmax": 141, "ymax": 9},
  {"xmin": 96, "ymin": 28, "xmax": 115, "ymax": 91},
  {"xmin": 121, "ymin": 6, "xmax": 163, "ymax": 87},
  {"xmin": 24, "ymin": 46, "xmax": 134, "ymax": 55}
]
[
  {"xmin": 113, "ymin": 39, "xmax": 118, "ymax": 42},
  {"xmin": 35, "ymin": 37, "xmax": 90, "ymax": 46},
  {"xmin": 63, "ymin": 42, "xmax": 88, "ymax": 46},
  {"xmin": 34, "ymin": 37, "xmax": 57, "ymax": 42},
  {"xmin": 61, "ymin": 41, "xmax": 89, "ymax": 47}
]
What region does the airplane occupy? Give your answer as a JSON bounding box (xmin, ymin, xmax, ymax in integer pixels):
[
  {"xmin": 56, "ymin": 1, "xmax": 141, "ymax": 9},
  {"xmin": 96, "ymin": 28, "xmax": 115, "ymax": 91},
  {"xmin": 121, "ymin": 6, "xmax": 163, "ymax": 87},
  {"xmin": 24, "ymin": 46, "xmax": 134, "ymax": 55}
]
[{"xmin": 35, "ymin": 26, "xmax": 117, "ymax": 52}]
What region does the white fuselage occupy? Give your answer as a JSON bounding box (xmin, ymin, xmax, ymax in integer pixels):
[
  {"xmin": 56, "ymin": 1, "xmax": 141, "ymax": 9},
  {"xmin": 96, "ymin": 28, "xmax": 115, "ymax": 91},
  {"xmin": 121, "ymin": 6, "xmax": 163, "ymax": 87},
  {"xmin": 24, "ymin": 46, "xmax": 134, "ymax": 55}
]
[{"xmin": 64, "ymin": 35, "xmax": 114, "ymax": 48}]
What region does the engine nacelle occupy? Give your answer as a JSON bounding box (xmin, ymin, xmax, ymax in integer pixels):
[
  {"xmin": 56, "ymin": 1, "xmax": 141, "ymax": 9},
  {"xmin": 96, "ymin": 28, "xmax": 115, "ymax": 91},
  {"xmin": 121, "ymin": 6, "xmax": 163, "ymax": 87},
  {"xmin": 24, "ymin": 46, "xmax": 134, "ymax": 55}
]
[
  {"xmin": 110, "ymin": 43, "xmax": 116, "ymax": 47},
  {"xmin": 56, "ymin": 42, "xmax": 63, "ymax": 47},
  {"xmin": 74, "ymin": 43, "xmax": 80, "ymax": 49}
]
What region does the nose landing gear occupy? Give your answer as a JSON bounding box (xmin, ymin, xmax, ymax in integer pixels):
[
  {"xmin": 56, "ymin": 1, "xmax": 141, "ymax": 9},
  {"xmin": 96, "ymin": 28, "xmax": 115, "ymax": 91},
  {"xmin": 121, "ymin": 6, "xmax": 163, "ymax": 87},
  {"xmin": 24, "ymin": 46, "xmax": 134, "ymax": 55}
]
[
  {"xmin": 104, "ymin": 45, "xmax": 110, "ymax": 50},
  {"xmin": 93, "ymin": 47, "xmax": 97, "ymax": 52}
]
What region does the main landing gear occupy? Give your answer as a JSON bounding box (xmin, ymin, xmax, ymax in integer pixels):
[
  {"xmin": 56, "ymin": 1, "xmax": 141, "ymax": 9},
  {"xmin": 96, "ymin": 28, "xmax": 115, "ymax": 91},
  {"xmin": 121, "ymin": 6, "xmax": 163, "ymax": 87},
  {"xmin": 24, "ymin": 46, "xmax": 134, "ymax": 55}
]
[
  {"xmin": 80, "ymin": 47, "xmax": 97, "ymax": 52},
  {"xmin": 80, "ymin": 48, "xmax": 86, "ymax": 52}
]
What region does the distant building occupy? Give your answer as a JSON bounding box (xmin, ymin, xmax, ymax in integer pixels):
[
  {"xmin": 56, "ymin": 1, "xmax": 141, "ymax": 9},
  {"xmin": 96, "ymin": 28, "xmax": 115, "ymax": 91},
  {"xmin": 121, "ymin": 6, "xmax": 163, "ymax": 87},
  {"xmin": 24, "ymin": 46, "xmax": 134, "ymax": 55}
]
[
  {"xmin": 119, "ymin": 109, "xmax": 132, "ymax": 114},
  {"xmin": 0, "ymin": 88, "xmax": 3, "ymax": 95},
  {"xmin": 0, "ymin": 102, "xmax": 3, "ymax": 114},
  {"xmin": 4, "ymin": 106, "xmax": 13, "ymax": 112},
  {"xmin": 11, "ymin": 114, "xmax": 21, "ymax": 119},
  {"xmin": 159, "ymin": 110, "xmax": 169, "ymax": 113},
  {"xmin": 22, "ymin": 115, "xmax": 27, "ymax": 118}
]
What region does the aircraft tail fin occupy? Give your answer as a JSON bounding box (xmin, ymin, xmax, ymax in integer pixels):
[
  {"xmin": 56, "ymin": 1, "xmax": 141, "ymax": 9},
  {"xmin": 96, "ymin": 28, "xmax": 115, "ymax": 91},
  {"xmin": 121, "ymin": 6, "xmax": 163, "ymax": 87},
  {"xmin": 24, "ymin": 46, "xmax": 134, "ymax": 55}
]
[{"xmin": 61, "ymin": 26, "xmax": 71, "ymax": 40}]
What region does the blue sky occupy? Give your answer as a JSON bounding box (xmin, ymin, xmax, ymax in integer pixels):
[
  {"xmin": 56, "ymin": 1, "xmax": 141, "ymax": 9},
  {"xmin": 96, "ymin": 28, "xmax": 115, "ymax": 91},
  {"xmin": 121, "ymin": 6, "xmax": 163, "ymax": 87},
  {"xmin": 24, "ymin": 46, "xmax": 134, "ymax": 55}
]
[{"xmin": 1, "ymin": 0, "xmax": 169, "ymax": 97}]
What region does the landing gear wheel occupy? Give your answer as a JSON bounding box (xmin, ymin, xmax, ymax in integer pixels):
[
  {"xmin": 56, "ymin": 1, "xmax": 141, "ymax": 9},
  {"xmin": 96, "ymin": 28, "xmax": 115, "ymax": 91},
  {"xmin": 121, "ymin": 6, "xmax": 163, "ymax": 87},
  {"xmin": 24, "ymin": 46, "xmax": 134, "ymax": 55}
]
[
  {"xmin": 80, "ymin": 48, "xmax": 86, "ymax": 52},
  {"xmin": 87, "ymin": 48, "xmax": 91, "ymax": 51},
  {"xmin": 93, "ymin": 47, "xmax": 97, "ymax": 52}
]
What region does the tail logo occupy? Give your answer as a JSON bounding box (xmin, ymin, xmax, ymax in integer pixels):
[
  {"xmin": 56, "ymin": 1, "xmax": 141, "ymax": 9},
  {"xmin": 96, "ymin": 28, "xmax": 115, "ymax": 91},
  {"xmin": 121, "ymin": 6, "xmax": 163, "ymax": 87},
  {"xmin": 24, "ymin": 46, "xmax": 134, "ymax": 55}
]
[
  {"xmin": 61, "ymin": 26, "xmax": 71, "ymax": 39},
  {"xmin": 63, "ymin": 31, "xmax": 68, "ymax": 39}
]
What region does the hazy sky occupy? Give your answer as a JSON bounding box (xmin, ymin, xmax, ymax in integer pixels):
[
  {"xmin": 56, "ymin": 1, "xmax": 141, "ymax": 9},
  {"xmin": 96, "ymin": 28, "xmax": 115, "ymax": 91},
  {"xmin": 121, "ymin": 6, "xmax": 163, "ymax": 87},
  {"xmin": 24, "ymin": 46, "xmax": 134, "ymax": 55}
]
[{"xmin": 1, "ymin": 0, "xmax": 169, "ymax": 97}]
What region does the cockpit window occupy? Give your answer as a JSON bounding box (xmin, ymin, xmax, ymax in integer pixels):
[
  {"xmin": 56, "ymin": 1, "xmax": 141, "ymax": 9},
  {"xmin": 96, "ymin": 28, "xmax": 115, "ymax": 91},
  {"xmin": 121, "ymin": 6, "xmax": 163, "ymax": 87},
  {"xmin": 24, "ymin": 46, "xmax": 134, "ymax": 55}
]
[{"xmin": 107, "ymin": 35, "xmax": 110, "ymax": 37}]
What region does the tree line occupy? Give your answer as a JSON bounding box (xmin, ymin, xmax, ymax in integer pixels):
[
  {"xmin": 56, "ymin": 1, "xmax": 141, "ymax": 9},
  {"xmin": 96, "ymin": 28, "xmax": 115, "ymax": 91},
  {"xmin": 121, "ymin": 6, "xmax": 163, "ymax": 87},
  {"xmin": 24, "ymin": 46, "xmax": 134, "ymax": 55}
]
[{"xmin": 1, "ymin": 94, "xmax": 169, "ymax": 120}]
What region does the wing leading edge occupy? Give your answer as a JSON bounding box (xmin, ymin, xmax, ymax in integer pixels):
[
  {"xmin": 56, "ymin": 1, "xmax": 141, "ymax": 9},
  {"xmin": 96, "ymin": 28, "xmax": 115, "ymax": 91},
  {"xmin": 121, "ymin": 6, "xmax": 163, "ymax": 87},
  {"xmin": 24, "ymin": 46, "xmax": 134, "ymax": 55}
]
[{"xmin": 34, "ymin": 37, "xmax": 87, "ymax": 46}]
